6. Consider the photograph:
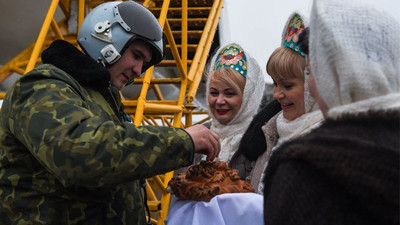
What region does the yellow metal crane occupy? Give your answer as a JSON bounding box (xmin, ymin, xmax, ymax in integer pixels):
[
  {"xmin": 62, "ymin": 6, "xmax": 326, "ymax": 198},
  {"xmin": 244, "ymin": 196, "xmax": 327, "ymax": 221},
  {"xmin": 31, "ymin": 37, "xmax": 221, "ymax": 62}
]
[{"xmin": 0, "ymin": 0, "xmax": 224, "ymax": 224}]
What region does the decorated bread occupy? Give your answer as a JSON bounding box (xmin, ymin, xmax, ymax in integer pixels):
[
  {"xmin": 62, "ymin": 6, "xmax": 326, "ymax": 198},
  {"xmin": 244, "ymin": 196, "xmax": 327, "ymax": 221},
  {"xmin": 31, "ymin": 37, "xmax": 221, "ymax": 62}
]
[{"xmin": 167, "ymin": 160, "xmax": 255, "ymax": 202}]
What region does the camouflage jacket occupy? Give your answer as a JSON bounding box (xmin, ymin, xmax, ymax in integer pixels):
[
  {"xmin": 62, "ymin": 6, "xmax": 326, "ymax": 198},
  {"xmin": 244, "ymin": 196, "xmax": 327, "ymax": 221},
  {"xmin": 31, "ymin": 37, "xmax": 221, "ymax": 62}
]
[{"xmin": 0, "ymin": 40, "xmax": 194, "ymax": 225}]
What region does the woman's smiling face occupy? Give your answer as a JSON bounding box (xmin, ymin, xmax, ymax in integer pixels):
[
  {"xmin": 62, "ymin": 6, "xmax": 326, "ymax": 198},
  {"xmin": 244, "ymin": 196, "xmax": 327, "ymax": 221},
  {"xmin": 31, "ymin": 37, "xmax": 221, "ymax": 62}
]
[
  {"xmin": 208, "ymin": 79, "xmax": 243, "ymax": 125},
  {"xmin": 272, "ymin": 75, "xmax": 305, "ymax": 121}
]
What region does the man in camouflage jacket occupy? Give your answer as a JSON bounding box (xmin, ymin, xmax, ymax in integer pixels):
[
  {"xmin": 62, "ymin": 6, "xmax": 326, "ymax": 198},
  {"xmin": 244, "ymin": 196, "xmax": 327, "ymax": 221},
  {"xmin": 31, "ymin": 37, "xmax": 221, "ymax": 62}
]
[{"xmin": 0, "ymin": 2, "xmax": 219, "ymax": 224}]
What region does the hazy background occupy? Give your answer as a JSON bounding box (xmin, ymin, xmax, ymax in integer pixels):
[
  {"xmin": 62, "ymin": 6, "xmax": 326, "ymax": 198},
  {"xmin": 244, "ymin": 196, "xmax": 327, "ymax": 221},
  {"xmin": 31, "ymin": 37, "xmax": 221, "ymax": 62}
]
[
  {"xmin": 0, "ymin": 0, "xmax": 399, "ymax": 108},
  {"xmin": 219, "ymin": 0, "xmax": 399, "ymax": 83}
]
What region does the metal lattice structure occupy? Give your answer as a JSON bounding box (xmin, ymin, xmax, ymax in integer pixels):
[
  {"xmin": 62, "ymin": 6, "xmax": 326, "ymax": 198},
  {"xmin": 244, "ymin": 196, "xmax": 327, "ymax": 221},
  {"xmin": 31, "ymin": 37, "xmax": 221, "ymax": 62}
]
[{"xmin": 0, "ymin": 0, "xmax": 224, "ymax": 224}]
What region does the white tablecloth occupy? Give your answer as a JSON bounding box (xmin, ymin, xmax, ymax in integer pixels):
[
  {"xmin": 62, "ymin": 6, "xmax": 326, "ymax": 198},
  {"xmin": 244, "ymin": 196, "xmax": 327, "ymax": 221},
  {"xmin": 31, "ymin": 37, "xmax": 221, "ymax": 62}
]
[{"xmin": 165, "ymin": 193, "xmax": 264, "ymax": 225}]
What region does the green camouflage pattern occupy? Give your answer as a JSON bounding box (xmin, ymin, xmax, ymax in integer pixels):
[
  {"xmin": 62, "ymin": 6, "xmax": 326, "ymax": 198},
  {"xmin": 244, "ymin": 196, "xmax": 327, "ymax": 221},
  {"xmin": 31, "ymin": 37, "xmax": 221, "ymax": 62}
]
[{"xmin": 0, "ymin": 64, "xmax": 194, "ymax": 224}]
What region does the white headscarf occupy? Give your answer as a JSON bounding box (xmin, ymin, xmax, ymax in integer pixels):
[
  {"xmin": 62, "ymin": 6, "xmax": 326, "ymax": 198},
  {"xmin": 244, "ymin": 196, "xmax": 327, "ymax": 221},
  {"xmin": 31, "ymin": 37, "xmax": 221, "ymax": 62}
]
[
  {"xmin": 310, "ymin": 0, "xmax": 400, "ymax": 119},
  {"xmin": 206, "ymin": 43, "xmax": 265, "ymax": 162}
]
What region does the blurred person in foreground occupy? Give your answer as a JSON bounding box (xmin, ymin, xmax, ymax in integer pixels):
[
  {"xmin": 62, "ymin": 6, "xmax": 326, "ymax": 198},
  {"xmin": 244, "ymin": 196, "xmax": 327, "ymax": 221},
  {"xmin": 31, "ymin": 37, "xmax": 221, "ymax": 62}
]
[{"xmin": 263, "ymin": 0, "xmax": 399, "ymax": 224}]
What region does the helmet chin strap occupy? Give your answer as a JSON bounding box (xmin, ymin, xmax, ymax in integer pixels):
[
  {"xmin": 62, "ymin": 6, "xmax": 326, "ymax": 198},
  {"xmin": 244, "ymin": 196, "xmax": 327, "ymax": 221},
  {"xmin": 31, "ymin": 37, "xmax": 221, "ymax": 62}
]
[
  {"xmin": 92, "ymin": 24, "xmax": 121, "ymax": 65},
  {"xmin": 92, "ymin": 7, "xmax": 127, "ymax": 66},
  {"xmin": 100, "ymin": 44, "xmax": 121, "ymax": 65}
]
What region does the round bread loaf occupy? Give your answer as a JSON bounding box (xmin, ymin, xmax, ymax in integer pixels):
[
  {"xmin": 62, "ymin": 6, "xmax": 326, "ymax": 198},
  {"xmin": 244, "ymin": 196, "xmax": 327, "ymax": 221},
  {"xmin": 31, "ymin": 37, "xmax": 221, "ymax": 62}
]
[{"xmin": 168, "ymin": 160, "xmax": 255, "ymax": 202}]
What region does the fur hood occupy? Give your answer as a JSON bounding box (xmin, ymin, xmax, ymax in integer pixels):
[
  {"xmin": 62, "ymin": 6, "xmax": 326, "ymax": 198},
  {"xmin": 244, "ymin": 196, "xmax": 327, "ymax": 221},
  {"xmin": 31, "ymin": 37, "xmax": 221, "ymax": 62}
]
[
  {"xmin": 263, "ymin": 109, "xmax": 399, "ymax": 225},
  {"xmin": 41, "ymin": 40, "xmax": 110, "ymax": 89}
]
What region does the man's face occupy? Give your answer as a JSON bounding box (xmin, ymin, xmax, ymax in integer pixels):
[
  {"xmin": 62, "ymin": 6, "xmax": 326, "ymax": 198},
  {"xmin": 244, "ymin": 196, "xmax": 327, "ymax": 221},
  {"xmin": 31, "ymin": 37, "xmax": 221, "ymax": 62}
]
[{"xmin": 107, "ymin": 40, "xmax": 152, "ymax": 90}]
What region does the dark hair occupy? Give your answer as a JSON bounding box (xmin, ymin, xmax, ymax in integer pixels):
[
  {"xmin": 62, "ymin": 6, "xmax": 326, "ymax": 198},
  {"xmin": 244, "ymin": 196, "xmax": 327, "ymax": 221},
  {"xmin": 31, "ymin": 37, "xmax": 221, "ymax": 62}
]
[{"xmin": 298, "ymin": 27, "xmax": 309, "ymax": 55}]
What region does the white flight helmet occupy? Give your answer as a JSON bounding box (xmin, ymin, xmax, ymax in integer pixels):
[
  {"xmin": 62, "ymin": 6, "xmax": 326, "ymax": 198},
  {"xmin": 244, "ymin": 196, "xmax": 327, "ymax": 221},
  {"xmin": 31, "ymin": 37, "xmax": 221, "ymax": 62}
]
[{"xmin": 78, "ymin": 1, "xmax": 164, "ymax": 73}]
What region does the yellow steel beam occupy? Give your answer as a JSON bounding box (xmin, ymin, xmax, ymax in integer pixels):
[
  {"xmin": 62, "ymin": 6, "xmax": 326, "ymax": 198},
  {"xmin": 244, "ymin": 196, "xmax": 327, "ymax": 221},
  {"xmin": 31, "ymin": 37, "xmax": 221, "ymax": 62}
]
[
  {"xmin": 25, "ymin": 0, "xmax": 60, "ymax": 73},
  {"xmin": 157, "ymin": 0, "xmax": 170, "ymax": 30},
  {"xmin": 144, "ymin": 103, "xmax": 183, "ymax": 113},
  {"xmin": 152, "ymin": 84, "xmax": 165, "ymax": 101},
  {"xmin": 132, "ymin": 77, "xmax": 182, "ymax": 84},
  {"xmin": 186, "ymin": 0, "xmax": 224, "ymax": 103},
  {"xmin": 77, "ymin": 0, "xmax": 85, "ymax": 34},
  {"xmin": 58, "ymin": 0, "xmax": 69, "ymax": 16},
  {"xmin": 158, "ymin": 171, "xmax": 174, "ymax": 224},
  {"xmin": 133, "ymin": 67, "xmax": 154, "ymax": 126},
  {"xmin": 164, "ymin": 20, "xmax": 186, "ymax": 79},
  {"xmin": 50, "ymin": 18, "xmax": 64, "ymax": 40},
  {"xmin": 181, "ymin": 0, "xmax": 188, "ymax": 73}
]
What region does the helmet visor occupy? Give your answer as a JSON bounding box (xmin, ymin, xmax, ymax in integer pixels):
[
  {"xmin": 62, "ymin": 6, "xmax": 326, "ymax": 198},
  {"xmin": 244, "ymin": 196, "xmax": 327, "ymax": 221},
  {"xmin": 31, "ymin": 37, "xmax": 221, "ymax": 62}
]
[{"xmin": 115, "ymin": 2, "xmax": 162, "ymax": 41}]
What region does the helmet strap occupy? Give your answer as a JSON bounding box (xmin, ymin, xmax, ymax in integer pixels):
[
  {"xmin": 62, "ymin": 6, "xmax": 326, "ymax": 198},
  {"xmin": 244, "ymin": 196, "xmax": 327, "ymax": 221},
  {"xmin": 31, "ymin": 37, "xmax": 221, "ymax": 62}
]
[{"xmin": 100, "ymin": 44, "xmax": 121, "ymax": 64}]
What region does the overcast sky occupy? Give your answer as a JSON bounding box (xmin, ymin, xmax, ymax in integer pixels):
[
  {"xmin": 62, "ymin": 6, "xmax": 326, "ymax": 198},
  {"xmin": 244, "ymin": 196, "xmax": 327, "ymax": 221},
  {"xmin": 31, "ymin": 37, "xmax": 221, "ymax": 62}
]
[{"xmin": 218, "ymin": 0, "xmax": 399, "ymax": 83}]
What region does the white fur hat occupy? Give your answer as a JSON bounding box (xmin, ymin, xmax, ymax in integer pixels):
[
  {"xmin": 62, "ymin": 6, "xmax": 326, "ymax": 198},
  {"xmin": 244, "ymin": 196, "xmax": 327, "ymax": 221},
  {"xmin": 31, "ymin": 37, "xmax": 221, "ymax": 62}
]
[{"xmin": 310, "ymin": 0, "xmax": 400, "ymax": 117}]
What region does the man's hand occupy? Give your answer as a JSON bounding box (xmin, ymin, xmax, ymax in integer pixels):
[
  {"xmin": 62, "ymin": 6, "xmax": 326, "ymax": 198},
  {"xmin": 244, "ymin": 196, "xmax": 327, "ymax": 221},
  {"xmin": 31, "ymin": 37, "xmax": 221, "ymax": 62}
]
[{"xmin": 185, "ymin": 124, "xmax": 220, "ymax": 161}]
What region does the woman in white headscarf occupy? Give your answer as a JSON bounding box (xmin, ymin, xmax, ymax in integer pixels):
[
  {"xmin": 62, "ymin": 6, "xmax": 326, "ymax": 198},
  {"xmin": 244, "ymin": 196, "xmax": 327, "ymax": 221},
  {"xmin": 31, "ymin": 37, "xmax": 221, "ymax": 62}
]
[
  {"xmin": 204, "ymin": 43, "xmax": 266, "ymax": 165},
  {"xmin": 263, "ymin": 0, "xmax": 400, "ymax": 224},
  {"xmin": 175, "ymin": 43, "xmax": 265, "ymax": 174},
  {"xmin": 165, "ymin": 43, "xmax": 266, "ymax": 225}
]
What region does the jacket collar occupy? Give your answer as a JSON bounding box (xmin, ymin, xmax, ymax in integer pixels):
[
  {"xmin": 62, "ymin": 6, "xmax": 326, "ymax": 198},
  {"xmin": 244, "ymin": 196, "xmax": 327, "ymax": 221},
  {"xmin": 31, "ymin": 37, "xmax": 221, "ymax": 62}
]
[{"xmin": 41, "ymin": 40, "xmax": 110, "ymax": 89}]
